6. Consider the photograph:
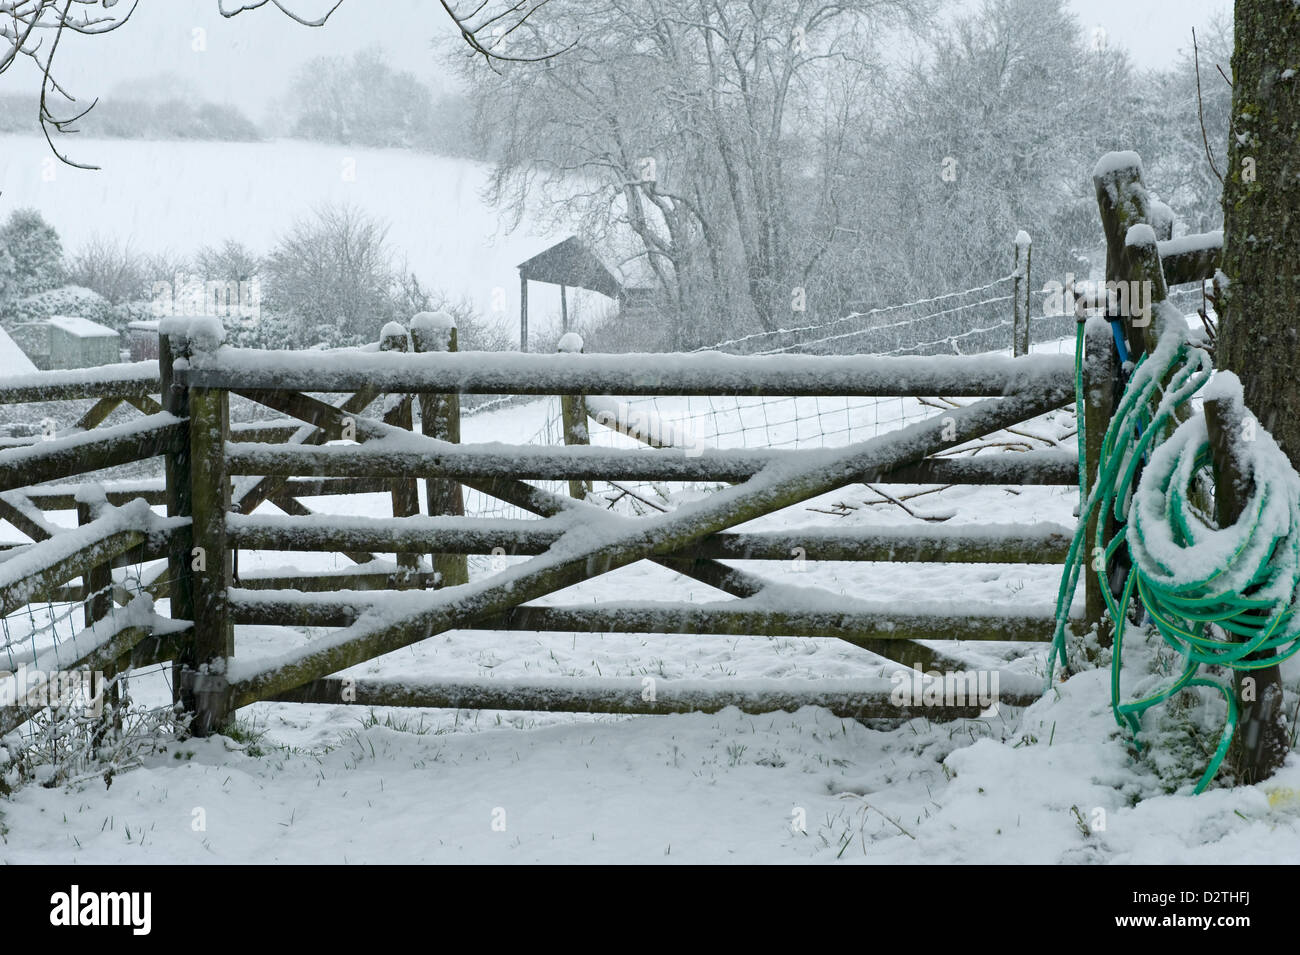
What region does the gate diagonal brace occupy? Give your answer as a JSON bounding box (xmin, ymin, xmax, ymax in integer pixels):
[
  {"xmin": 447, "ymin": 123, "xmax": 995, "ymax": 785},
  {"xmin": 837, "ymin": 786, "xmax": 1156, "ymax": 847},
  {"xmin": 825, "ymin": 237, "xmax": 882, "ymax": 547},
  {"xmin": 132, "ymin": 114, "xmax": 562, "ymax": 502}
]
[
  {"xmin": 231, "ymin": 386, "xmax": 381, "ymax": 518},
  {"xmin": 452, "ymin": 472, "xmax": 961, "ymax": 671},
  {"xmin": 231, "ymin": 388, "xmax": 777, "ymax": 603},
  {"xmin": 226, "ymin": 382, "xmax": 1071, "ymax": 708}
]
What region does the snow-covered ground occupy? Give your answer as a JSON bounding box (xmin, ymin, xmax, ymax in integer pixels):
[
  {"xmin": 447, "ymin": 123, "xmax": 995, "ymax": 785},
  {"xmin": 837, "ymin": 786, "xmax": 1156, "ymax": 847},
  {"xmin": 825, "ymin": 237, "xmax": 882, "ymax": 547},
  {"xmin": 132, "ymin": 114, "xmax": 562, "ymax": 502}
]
[
  {"xmin": 4, "ymin": 380, "xmax": 1300, "ymax": 864},
  {"xmin": 8, "ymin": 661, "xmax": 1300, "ymax": 864}
]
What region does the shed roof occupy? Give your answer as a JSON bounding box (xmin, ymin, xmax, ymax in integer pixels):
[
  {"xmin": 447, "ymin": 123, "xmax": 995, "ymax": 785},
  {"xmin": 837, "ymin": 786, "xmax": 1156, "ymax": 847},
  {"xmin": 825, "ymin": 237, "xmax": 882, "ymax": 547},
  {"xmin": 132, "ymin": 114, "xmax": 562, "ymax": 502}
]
[
  {"xmin": 517, "ymin": 236, "xmax": 624, "ymax": 299},
  {"xmin": 47, "ymin": 315, "xmax": 119, "ymax": 339}
]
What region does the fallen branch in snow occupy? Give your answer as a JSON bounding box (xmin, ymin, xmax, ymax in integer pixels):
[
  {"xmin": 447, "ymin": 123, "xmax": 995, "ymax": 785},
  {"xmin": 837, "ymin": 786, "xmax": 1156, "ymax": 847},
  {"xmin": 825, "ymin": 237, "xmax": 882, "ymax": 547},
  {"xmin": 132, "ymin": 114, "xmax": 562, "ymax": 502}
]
[{"xmin": 862, "ymin": 483, "xmax": 952, "ymax": 522}]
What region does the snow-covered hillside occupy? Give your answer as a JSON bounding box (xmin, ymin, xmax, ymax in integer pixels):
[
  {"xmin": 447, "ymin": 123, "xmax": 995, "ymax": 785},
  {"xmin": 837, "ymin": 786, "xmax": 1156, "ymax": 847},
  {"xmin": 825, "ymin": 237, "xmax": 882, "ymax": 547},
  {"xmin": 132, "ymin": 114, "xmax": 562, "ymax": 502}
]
[{"xmin": 0, "ymin": 134, "xmax": 583, "ymax": 341}]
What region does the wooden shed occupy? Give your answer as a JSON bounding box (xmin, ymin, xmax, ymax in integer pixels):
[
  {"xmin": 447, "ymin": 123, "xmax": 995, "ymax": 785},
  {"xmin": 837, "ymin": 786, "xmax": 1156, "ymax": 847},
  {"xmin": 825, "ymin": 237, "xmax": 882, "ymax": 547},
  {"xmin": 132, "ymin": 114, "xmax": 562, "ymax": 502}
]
[
  {"xmin": 128, "ymin": 320, "xmax": 161, "ymax": 362},
  {"xmin": 517, "ymin": 236, "xmax": 624, "ymax": 351},
  {"xmin": 12, "ymin": 315, "xmax": 121, "ymax": 370}
]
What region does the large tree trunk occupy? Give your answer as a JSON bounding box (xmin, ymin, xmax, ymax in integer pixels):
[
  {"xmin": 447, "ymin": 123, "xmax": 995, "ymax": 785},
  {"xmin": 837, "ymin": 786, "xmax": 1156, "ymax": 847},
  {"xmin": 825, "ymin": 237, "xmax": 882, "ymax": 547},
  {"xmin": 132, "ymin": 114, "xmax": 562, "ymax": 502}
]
[{"xmin": 1215, "ymin": 0, "xmax": 1300, "ymax": 784}]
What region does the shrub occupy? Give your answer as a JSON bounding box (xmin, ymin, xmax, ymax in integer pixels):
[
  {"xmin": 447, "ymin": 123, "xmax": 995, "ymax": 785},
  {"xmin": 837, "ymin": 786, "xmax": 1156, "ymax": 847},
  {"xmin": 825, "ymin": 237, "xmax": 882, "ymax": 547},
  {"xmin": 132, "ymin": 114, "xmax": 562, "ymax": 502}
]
[{"xmin": 0, "ymin": 209, "xmax": 64, "ymax": 300}]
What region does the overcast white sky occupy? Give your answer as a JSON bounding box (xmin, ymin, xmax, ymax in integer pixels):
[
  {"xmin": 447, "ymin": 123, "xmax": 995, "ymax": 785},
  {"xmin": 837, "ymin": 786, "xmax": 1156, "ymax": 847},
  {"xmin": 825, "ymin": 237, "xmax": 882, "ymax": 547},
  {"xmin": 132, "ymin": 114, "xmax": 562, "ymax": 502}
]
[{"xmin": 4, "ymin": 0, "xmax": 1233, "ymax": 118}]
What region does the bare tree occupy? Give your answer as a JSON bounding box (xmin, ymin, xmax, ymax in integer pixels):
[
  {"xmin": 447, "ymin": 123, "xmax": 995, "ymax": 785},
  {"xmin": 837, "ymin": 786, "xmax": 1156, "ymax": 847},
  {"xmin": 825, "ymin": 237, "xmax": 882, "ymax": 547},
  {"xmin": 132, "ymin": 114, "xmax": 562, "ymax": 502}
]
[
  {"xmin": 461, "ymin": 0, "xmax": 927, "ymax": 347},
  {"xmin": 261, "ymin": 202, "xmax": 399, "ymax": 348}
]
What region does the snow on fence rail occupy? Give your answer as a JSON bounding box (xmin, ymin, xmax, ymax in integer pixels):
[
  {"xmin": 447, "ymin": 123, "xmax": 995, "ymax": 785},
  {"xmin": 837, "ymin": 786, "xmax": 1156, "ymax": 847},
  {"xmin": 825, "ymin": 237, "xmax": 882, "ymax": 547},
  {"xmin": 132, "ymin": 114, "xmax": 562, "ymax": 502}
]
[{"xmin": 179, "ymin": 347, "xmax": 1075, "ymax": 397}]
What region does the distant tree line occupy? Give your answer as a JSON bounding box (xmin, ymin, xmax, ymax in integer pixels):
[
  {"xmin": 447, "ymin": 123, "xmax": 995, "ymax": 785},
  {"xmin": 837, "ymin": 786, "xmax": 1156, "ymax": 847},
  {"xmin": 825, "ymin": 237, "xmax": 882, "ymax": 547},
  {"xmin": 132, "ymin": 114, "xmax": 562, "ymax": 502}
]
[
  {"xmin": 0, "ymin": 92, "xmax": 263, "ymax": 142},
  {"xmin": 0, "ymin": 48, "xmax": 483, "ymax": 159},
  {"xmin": 277, "ymin": 47, "xmax": 481, "ymax": 158}
]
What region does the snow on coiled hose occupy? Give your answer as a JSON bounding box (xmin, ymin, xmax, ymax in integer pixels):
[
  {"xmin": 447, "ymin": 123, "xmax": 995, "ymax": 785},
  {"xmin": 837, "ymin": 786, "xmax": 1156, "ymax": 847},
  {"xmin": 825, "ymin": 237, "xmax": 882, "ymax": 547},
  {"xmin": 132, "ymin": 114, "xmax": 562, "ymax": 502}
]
[{"xmin": 1050, "ymin": 317, "xmax": 1300, "ymax": 793}]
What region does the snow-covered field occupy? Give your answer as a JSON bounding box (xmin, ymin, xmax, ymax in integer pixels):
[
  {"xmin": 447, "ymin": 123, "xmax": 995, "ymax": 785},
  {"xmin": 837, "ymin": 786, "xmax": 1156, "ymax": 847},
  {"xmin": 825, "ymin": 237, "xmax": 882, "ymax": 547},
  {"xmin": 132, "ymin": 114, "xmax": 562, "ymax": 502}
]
[
  {"xmin": 0, "ymin": 134, "xmax": 585, "ymax": 339},
  {"xmin": 4, "ymin": 382, "xmax": 1300, "ymax": 864}
]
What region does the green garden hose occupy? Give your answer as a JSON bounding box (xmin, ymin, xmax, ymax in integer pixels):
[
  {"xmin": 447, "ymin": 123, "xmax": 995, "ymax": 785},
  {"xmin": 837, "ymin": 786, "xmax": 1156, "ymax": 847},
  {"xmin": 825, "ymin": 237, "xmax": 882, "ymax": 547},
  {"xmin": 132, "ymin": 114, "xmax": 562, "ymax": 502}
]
[{"xmin": 1049, "ymin": 313, "xmax": 1300, "ymax": 792}]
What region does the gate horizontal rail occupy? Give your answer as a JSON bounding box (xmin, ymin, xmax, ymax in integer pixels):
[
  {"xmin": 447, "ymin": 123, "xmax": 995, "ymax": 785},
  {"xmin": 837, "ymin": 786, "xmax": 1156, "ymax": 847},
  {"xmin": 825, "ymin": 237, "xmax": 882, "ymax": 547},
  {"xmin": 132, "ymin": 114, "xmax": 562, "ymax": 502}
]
[
  {"xmin": 228, "ymin": 513, "xmax": 1074, "ymax": 563},
  {"xmin": 267, "ymin": 675, "xmax": 1041, "ymax": 721},
  {"xmin": 229, "ymin": 588, "xmax": 1076, "ymax": 645},
  {"xmin": 178, "ymin": 348, "xmax": 1074, "ymax": 397},
  {"xmin": 0, "ymin": 362, "xmax": 160, "ymax": 404},
  {"xmin": 224, "ymin": 442, "xmax": 1077, "ymax": 485}
]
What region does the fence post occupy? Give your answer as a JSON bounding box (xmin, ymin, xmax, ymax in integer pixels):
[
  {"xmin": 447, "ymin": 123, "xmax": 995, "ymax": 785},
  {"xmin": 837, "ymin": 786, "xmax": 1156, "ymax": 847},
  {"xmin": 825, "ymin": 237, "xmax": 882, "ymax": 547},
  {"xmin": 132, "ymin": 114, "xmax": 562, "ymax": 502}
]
[
  {"xmin": 379, "ymin": 322, "xmax": 421, "ymax": 586},
  {"xmin": 1094, "ymin": 156, "xmax": 1154, "ymax": 362},
  {"xmin": 160, "ymin": 326, "xmax": 196, "ymax": 712},
  {"xmin": 1081, "ymin": 317, "xmax": 1117, "ymax": 649},
  {"xmin": 410, "ymin": 311, "xmax": 468, "ymax": 588},
  {"xmin": 558, "ymin": 332, "xmax": 591, "ymax": 501},
  {"xmin": 1013, "ymin": 231, "xmax": 1032, "ymax": 356},
  {"xmin": 520, "ymin": 274, "xmax": 529, "ymax": 353},
  {"xmin": 186, "ymin": 321, "xmax": 234, "ymax": 736}
]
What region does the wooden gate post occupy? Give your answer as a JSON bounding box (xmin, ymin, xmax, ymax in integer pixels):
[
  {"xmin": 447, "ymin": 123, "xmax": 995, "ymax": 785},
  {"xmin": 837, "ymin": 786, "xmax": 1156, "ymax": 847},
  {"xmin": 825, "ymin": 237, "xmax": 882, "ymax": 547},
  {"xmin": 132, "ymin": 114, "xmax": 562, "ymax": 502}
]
[
  {"xmin": 1013, "ymin": 231, "xmax": 1032, "ymax": 356},
  {"xmin": 1094, "ymin": 154, "xmax": 1156, "ymax": 361},
  {"xmin": 379, "ymin": 322, "xmax": 421, "ymax": 585},
  {"xmin": 410, "ymin": 311, "xmax": 468, "ymax": 588},
  {"xmin": 77, "ymin": 485, "xmax": 118, "ymax": 738},
  {"xmin": 160, "ymin": 325, "xmax": 196, "ymax": 712},
  {"xmin": 186, "ymin": 321, "xmax": 234, "ymax": 736},
  {"xmin": 1081, "ymin": 317, "xmax": 1117, "ymax": 648},
  {"xmin": 557, "ymin": 332, "xmax": 592, "ymax": 501}
]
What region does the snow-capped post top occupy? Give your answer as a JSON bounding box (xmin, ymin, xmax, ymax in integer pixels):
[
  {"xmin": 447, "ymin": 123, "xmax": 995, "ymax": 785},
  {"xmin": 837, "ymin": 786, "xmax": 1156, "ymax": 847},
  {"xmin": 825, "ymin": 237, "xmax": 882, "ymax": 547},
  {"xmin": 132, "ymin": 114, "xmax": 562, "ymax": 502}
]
[
  {"xmin": 186, "ymin": 316, "xmax": 225, "ymax": 354},
  {"xmin": 1124, "ymin": 223, "xmax": 1158, "ymax": 251},
  {"xmin": 410, "ymin": 310, "xmax": 456, "ymax": 333},
  {"xmin": 158, "ymin": 315, "xmax": 198, "ymax": 354},
  {"xmin": 1202, "ymin": 368, "xmax": 1245, "ymax": 406},
  {"xmin": 1092, "ymin": 150, "xmax": 1143, "ymax": 180},
  {"xmin": 1014, "ymin": 230, "xmax": 1031, "ymax": 249},
  {"xmin": 1148, "ymin": 199, "xmax": 1175, "ymax": 242},
  {"xmin": 157, "ymin": 315, "xmax": 189, "ymax": 340},
  {"xmin": 410, "ymin": 311, "xmax": 456, "ymax": 352},
  {"xmin": 557, "ymin": 332, "xmax": 584, "ymax": 354},
  {"xmin": 379, "ymin": 322, "xmax": 410, "ymax": 353}
]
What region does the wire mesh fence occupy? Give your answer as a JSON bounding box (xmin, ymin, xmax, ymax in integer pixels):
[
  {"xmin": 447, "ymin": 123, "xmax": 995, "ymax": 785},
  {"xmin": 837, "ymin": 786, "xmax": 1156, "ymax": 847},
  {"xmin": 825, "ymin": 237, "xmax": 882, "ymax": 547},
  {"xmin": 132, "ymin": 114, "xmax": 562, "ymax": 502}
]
[
  {"xmin": 454, "ymin": 269, "xmax": 1215, "ymax": 524},
  {"xmin": 0, "ymin": 557, "xmax": 182, "ymax": 790}
]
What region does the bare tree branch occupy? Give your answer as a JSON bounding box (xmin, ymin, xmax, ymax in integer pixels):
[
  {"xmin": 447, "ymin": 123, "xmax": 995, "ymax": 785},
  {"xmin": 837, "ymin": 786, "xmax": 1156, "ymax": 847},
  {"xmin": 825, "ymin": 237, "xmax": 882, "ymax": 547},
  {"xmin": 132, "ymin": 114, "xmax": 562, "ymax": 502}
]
[
  {"xmin": 2, "ymin": 0, "xmax": 571, "ymax": 167},
  {"xmin": 1193, "ymin": 27, "xmax": 1225, "ymax": 187}
]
